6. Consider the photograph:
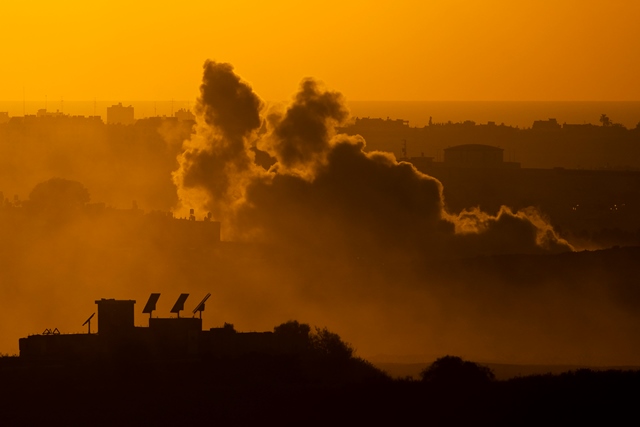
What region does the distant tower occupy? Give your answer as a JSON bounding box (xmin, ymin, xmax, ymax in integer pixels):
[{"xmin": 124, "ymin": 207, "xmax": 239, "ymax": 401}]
[{"xmin": 106, "ymin": 103, "xmax": 135, "ymax": 125}]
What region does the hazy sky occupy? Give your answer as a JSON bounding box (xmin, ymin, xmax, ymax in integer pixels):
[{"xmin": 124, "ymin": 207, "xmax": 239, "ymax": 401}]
[{"xmin": 2, "ymin": 1, "xmax": 639, "ymax": 102}]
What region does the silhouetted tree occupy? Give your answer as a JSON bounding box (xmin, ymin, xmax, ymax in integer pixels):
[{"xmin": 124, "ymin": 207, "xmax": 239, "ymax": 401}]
[
  {"xmin": 274, "ymin": 320, "xmax": 311, "ymax": 339},
  {"xmin": 26, "ymin": 178, "xmax": 90, "ymax": 214},
  {"xmin": 599, "ymin": 114, "xmax": 611, "ymax": 127},
  {"xmin": 274, "ymin": 320, "xmax": 312, "ymax": 353},
  {"xmin": 420, "ymin": 355, "xmax": 494, "ymax": 388},
  {"xmin": 310, "ymin": 327, "xmax": 354, "ymax": 360},
  {"xmin": 274, "ymin": 321, "xmax": 354, "ymax": 360}
]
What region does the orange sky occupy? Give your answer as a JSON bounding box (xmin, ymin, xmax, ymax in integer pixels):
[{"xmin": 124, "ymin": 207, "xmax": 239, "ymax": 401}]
[{"xmin": 2, "ymin": 1, "xmax": 639, "ymax": 102}]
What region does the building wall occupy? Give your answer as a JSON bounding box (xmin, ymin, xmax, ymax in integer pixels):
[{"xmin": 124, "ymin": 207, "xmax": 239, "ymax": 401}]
[
  {"xmin": 19, "ymin": 334, "xmax": 100, "ymax": 361},
  {"xmin": 147, "ymin": 318, "xmax": 202, "ymax": 357},
  {"xmin": 95, "ymin": 299, "xmax": 136, "ymax": 337}
]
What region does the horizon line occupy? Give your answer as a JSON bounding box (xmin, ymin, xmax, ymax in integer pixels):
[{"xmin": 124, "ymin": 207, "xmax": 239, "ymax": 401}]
[{"xmin": 2, "ymin": 99, "xmax": 640, "ymax": 103}]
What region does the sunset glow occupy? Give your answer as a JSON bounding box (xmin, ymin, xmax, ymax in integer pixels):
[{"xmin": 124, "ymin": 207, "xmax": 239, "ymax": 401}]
[
  {"xmin": 2, "ymin": 1, "xmax": 639, "ymax": 102},
  {"xmin": 2, "ymin": 3, "xmax": 640, "ymax": 417}
]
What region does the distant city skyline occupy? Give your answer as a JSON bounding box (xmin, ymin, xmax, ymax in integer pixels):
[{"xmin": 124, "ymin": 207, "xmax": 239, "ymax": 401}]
[{"xmin": 1, "ymin": 100, "xmax": 639, "ymax": 129}]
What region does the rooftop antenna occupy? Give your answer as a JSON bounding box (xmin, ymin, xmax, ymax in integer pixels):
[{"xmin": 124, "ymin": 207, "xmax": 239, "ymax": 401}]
[
  {"xmin": 170, "ymin": 293, "xmax": 189, "ymax": 318},
  {"xmin": 142, "ymin": 293, "xmax": 161, "ymax": 319},
  {"xmin": 82, "ymin": 313, "xmax": 95, "ymax": 334},
  {"xmin": 192, "ymin": 293, "xmax": 211, "ymax": 319}
]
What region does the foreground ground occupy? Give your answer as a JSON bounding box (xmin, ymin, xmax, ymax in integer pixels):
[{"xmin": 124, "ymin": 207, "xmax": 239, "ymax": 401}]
[{"xmin": 0, "ymin": 356, "xmax": 638, "ymax": 426}]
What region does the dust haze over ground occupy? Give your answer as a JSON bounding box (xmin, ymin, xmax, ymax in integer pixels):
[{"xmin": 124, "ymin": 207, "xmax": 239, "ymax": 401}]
[
  {"xmin": 1, "ymin": 61, "xmax": 639, "ymax": 366},
  {"xmin": 169, "ymin": 61, "xmax": 639, "ymax": 365}
]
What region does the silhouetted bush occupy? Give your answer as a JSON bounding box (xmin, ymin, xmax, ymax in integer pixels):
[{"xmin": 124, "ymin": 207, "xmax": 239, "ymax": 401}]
[
  {"xmin": 273, "ymin": 321, "xmax": 354, "ymax": 360},
  {"xmin": 310, "ymin": 327, "xmax": 354, "ymax": 361},
  {"xmin": 420, "ymin": 355, "xmax": 495, "ymax": 388},
  {"xmin": 272, "ymin": 320, "xmax": 386, "ymax": 384},
  {"xmin": 273, "ymin": 320, "xmax": 311, "ymax": 339}
]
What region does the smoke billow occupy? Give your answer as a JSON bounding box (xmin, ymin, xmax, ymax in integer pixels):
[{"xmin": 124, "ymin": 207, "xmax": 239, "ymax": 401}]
[
  {"xmin": 166, "ymin": 61, "xmax": 640, "ymax": 366},
  {"xmin": 8, "ymin": 61, "xmax": 638, "ymax": 366},
  {"xmin": 173, "ymin": 60, "xmax": 265, "ymax": 223},
  {"xmin": 174, "ymin": 60, "xmax": 571, "ymax": 255},
  {"xmin": 264, "ymin": 78, "xmax": 349, "ymax": 175}
]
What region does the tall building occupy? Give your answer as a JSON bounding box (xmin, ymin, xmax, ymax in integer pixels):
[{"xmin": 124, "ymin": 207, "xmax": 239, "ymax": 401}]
[
  {"xmin": 174, "ymin": 108, "xmax": 195, "ymax": 122},
  {"xmin": 36, "ymin": 109, "xmax": 66, "ymax": 118},
  {"xmin": 107, "ymin": 103, "xmax": 135, "ymax": 125}
]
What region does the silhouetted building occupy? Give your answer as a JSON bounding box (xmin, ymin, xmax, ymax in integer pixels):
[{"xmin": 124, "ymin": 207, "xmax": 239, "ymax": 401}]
[
  {"xmin": 532, "ymin": 118, "xmax": 561, "ymax": 130},
  {"xmin": 562, "ymin": 123, "xmax": 597, "ymax": 131},
  {"xmin": 174, "ymin": 108, "xmax": 195, "ymax": 122},
  {"xmin": 0, "ymin": 112, "xmax": 9, "ymax": 124},
  {"xmin": 107, "ymin": 103, "xmax": 135, "ymax": 125},
  {"xmin": 18, "ymin": 295, "xmax": 291, "ymax": 362},
  {"xmin": 36, "ymin": 109, "xmax": 66, "ymax": 118}
]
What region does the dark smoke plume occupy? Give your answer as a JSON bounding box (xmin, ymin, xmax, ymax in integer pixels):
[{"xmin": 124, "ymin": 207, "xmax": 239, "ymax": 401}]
[
  {"xmin": 174, "ymin": 61, "xmax": 265, "ymax": 222},
  {"xmin": 175, "ymin": 60, "xmax": 571, "ymax": 253},
  {"xmin": 196, "ymin": 60, "xmax": 263, "ymax": 138},
  {"xmin": 168, "ymin": 61, "xmax": 640, "ymax": 367},
  {"xmin": 264, "ymin": 79, "xmax": 349, "ymax": 174}
]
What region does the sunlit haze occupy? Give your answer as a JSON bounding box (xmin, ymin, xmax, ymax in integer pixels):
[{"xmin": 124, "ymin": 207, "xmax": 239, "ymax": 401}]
[
  {"xmin": 3, "ymin": 2, "xmax": 640, "ymax": 423},
  {"xmin": 2, "ymin": 1, "xmax": 639, "ymax": 102},
  {"xmin": 2, "ymin": 0, "xmax": 640, "ymax": 373}
]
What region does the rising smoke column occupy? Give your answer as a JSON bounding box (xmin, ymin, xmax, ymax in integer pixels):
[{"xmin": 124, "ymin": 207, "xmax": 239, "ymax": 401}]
[
  {"xmin": 165, "ymin": 61, "xmax": 604, "ymax": 364},
  {"xmin": 173, "ymin": 60, "xmax": 264, "ymax": 225},
  {"xmin": 174, "ymin": 60, "xmax": 571, "ymax": 254}
]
